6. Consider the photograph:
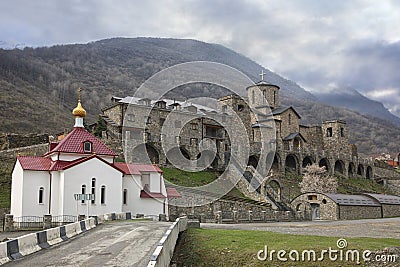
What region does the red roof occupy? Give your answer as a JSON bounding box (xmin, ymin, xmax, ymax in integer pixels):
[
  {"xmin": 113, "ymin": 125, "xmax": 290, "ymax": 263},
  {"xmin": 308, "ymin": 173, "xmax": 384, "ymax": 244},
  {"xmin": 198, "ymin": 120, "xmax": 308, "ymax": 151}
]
[
  {"xmin": 140, "ymin": 190, "xmax": 166, "ymax": 199},
  {"xmin": 17, "ymin": 155, "xmax": 124, "ymax": 173},
  {"xmin": 166, "ymin": 187, "xmax": 181, "ymax": 198},
  {"xmin": 45, "ymin": 127, "xmax": 117, "ymax": 157},
  {"xmin": 17, "ymin": 156, "xmax": 52, "ymax": 171},
  {"xmin": 114, "ymin": 163, "xmax": 162, "ymax": 175}
]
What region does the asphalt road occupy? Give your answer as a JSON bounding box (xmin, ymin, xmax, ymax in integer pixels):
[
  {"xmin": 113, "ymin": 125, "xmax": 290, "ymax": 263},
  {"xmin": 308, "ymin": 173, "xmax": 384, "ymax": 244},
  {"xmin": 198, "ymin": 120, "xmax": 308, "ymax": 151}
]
[
  {"xmin": 202, "ymin": 217, "xmax": 400, "ymax": 239},
  {"xmin": 8, "ymin": 220, "xmax": 171, "ymax": 267}
]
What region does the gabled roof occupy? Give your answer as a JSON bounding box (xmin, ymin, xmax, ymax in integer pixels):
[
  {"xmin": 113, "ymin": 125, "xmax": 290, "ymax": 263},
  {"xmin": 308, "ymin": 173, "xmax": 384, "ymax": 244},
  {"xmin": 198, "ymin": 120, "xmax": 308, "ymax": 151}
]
[
  {"xmin": 17, "ymin": 156, "xmax": 52, "ymax": 171},
  {"xmin": 271, "ymin": 106, "xmax": 301, "ymax": 118},
  {"xmin": 140, "ymin": 190, "xmax": 166, "ymax": 199},
  {"xmin": 45, "ymin": 127, "xmax": 117, "ymax": 157},
  {"xmin": 283, "ymin": 132, "xmax": 307, "ymax": 142},
  {"xmin": 166, "ymin": 188, "xmax": 181, "ymax": 198},
  {"xmin": 114, "ymin": 163, "xmax": 163, "ymax": 175}
]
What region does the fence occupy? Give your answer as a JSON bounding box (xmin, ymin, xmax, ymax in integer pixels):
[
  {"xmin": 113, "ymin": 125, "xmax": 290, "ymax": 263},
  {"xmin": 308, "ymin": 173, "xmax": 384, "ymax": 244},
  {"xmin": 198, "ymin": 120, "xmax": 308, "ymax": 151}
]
[
  {"xmin": 6, "ymin": 215, "xmax": 78, "ymax": 231},
  {"xmin": 13, "ymin": 216, "xmax": 43, "ymax": 229}
]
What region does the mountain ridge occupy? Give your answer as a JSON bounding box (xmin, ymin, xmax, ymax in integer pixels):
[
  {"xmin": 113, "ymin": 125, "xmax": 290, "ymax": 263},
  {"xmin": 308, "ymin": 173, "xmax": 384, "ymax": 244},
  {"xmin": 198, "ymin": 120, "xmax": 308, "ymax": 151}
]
[{"xmin": 0, "ymin": 37, "xmax": 399, "ymax": 154}]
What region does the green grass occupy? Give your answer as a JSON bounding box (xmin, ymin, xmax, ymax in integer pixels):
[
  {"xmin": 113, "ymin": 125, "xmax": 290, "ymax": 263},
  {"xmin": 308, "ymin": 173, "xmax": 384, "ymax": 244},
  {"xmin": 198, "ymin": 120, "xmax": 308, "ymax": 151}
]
[
  {"xmin": 172, "ymin": 228, "xmax": 399, "ymax": 267},
  {"xmin": 337, "ymin": 175, "xmax": 396, "ymax": 195},
  {"xmin": 161, "ymin": 167, "xmax": 220, "ymax": 187},
  {"xmin": 0, "ymin": 161, "xmax": 13, "ymax": 208}
]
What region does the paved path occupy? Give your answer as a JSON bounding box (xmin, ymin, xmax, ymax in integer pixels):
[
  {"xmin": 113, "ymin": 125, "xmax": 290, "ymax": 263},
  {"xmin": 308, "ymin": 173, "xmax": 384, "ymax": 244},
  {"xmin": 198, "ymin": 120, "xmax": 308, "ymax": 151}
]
[
  {"xmin": 8, "ymin": 220, "xmax": 171, "ymax": 267},
  {"xmin": 202, "ymin": 217, "xmax": 400, "ymax": 239}
]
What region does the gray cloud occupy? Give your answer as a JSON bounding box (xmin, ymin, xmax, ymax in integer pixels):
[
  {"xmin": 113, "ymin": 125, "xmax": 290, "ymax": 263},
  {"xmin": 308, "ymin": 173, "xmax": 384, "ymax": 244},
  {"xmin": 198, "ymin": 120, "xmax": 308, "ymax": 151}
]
[{"xmin": 1, "ymin": 0, "xmax": 399, "ymax": 116}]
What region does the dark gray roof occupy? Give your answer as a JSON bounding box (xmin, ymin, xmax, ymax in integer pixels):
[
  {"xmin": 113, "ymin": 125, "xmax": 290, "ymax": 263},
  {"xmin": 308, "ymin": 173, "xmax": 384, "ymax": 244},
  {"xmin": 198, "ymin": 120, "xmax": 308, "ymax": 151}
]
[
  {"xmin": 283, "ymin": 132, "xmax": 307, "ymax": 142},
  {"xmin": 271, "ymin": 106, "xmax": 301, "ymax": 118},
  {"xmin": 363, "ymin": 193, "xmax": 400, "ymax": 205},
  {"xmin": 323, "ymin": 193, "xmax": 381, "ymax": 206}
]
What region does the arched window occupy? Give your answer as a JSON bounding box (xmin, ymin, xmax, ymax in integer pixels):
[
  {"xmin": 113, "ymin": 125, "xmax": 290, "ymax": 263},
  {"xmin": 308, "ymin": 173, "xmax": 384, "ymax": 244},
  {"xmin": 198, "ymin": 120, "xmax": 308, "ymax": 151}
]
[
  {"xmin": 81, "ymin": 185, "xmax": 86, "ymax": 204},
  {"xmin": 123, "ymin": 189, "xmax": 128, "ymax": 205},
  {"xmin": 91, "ymin": 178, "xmax": 96, "ymax": 204},
  {"xmin": 101, "ymin": 185, "xmax": 106, "ymax": 204},
  {"xmin": 38, "ymin": 187, "xmax": 44, "ymax": 204}
]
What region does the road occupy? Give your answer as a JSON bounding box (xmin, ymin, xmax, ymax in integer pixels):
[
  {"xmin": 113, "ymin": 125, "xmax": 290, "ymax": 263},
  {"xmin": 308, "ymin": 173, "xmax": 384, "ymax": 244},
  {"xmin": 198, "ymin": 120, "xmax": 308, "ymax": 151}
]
[
  {"xmin": 8, "ymin": 220, "xmax": 171, "ymax": 267},
  {"xmin": 202, "ymin": 217, "xmax": 400, "ymax": 239}
]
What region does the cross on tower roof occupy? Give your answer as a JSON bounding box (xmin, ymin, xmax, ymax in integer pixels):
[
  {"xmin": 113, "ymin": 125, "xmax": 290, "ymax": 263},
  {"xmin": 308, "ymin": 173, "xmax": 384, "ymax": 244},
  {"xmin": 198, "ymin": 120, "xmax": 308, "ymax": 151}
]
[
  {"xmin": 77, "ymin": 87, "xmax": 82, "ymax": 101},
  {"xmin": 260, "ymin": 70, "xmax": 266, "ymax": 81}
]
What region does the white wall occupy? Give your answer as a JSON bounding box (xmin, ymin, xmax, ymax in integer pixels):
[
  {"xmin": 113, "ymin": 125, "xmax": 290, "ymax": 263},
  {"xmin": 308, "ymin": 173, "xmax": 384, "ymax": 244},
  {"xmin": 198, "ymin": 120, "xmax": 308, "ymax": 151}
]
[
  {"xmin": 61, "ymin": 158, "xmax": 123, "ymax": 216},
  {"xmin": 21, "ymin": 170, "xmax": 50, "ymax": 217},
  {"xmin": 10, "ymin": 161, "xmax": 24, "ymax": 217}
]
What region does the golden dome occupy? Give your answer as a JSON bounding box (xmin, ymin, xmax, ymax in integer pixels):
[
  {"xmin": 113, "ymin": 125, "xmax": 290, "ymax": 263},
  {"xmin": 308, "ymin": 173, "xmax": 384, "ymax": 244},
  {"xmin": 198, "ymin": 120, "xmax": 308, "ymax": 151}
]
[{"xmin": 72, "ymin": 100, "xmax": 86, "ymax": 118}]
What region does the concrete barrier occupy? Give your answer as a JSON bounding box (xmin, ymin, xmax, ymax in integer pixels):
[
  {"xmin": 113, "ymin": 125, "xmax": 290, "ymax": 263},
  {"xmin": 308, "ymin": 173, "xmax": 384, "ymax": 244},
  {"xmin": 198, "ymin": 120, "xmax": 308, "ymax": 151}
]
[
  {"xmin": 0, "ymin": 218, "xmax": 96, "ymax": 265},
  {"xmin": 147, "ymin": 216, "xmax": 188, "ymax": 267}
]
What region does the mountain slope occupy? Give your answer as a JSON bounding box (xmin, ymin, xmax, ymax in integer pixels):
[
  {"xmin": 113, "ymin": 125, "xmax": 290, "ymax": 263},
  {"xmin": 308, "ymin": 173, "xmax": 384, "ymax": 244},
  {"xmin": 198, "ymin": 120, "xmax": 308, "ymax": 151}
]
[
  {"xmin": 315, "ymin": 87, "xmax": 400, "ymax": 126},
  {"xmin": 0, "ymin": 37, "xmax": 399, "ymax": 154}
]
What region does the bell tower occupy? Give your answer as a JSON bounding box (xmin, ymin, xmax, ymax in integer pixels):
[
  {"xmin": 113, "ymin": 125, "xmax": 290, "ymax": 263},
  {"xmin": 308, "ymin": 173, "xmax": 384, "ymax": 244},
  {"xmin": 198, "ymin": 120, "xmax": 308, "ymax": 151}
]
[{"xmin": 247, "ymin": 70, "xmax": 280, "ymax": 111}]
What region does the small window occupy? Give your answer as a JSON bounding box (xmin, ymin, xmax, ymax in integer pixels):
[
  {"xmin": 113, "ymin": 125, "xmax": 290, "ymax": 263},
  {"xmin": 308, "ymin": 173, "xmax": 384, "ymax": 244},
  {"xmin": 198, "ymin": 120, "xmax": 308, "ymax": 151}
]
[
  {"xmin": 252, "ymin": 90, "xmax": 255, "ymax": 104},
  {"xmin": 222, "ymin": 105, "xmax": 228, "ymax": 112},
  {"xmin": 237, "ymin": 105, "xmax": 244, "ymax": 112},
  {"xmin": 273, "ymin": 91, "xmax": 276, "ymax": 106},
  {"xmin": 123, "ymin": 189, "xmax": 128, "ymax": 205},
  {"xmin": 145, "ymin": 116, "xmax": 151, "ymax": 124},
  {"xmin": 38, "ymin": 187, "xmax": 44, "ymax": 204},
  {"xmin": 326, "ymin": 127, "xmax": 333, "ymax": 137},
  {"xmin": 159, "ymin": 118, "xmax": 165, "ymax": 126},
  {"xmin": 81, "ymin": 185, "xmax": 86, "ymax": 204},
  {"xmin": 175, "ymin": 120, "xmax": 181, "ymax": 128},
  {"xmin": 191, "ymin": 123, "xmax": 198, "ymax": 130},
  {"xmin": 262, "ymin": 90, "xmax": 267, "ymax": 104},
  {"xmin": 101, "ymin": 185, "xmax": 106, "ymax": 205},
  {"xmin": 175, "ymin": 136, "xmax": 181, "ymax": 144},
  {"xmin": 91, "ymin": 178, "xmax": 96, "ymax": 204},
  {"xmin": 340, "ymin": 127, "xmax": 344, "ymax": 137},
  {"xmin": 288, "ymin": 114, "xmax": 291, "ymax": 125},
  {"xmin": 307, "ymin": 195, "xmax": 317, "ymax": 201},
  {"xmin": 84, "ymin": 142, "xmax": 92, "ymax": 153},
  {"xmin": 190, "ymin": 138, "xmax": 198, "ymax": 146},
  {"xmin": 322, "ymin": 199, "xmax": 327, "ymax": 204},
  {"xmin": 127, "ymin": 114, "xmax": 135, "ymax": 122}
]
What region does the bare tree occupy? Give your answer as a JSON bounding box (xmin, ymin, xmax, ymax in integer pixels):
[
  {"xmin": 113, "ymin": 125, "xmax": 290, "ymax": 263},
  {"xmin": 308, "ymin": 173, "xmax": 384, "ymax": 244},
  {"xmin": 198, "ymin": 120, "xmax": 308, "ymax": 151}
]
[{"xmin": 300, "ymin": 164, "xmax": 338, "ymax": 193}]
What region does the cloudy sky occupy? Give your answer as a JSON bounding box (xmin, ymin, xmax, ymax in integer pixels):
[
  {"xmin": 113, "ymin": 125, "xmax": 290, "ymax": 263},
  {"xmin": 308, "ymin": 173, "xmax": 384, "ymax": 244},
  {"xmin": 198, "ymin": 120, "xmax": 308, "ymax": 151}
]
[{"xmin": 1, "ymin": 0, "xmax": 400, "ymax": 116}]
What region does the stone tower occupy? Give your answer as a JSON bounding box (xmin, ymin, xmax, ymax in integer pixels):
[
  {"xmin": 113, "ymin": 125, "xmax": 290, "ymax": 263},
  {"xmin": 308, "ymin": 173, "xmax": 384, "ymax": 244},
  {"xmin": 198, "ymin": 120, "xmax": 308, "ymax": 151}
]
[
  {"xmin": 246, "ymin": 82, "xmax": 280, "ymax": 111},
  {"xmin": 321, "ymin": 120, "xmax": 350, "ymax": 153}
]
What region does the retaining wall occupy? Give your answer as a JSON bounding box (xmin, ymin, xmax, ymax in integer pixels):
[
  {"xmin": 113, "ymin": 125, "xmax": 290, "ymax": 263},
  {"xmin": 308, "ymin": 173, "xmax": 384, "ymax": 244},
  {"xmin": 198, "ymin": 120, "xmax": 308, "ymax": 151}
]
[{"xmin": 147, "ymin": 216, "xmax": 188, "ymax": 267}]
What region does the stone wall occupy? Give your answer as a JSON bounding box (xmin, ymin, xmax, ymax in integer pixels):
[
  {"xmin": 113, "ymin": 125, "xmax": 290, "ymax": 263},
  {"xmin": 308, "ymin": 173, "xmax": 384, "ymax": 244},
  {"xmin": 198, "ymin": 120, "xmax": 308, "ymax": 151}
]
[
  {"xmin": 0, "ymin": 134, "xmax": 49, "ymax": 150},
  {"xmin": 339, "ymin": 205, "xmax": 381, "ymax": 220},
  {"xmin": 382, "ymin": 204, "xmax": 400, "ymax": 218},
  {"xmin": 0, "ymin": 144, "xmax": 48, "ymax": 160}
]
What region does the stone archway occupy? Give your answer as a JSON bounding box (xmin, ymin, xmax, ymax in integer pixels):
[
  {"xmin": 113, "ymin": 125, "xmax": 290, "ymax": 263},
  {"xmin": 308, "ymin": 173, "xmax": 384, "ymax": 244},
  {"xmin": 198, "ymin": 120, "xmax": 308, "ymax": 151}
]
[
  {"xmin": 267, "ymin": 152, "xmax": 281, "ymax": 175},
  {"xmin": 357, "ymin": 164, "xmax": 364, "ymax": 177},
  {"xmin": 348, "ymin": 162, "xmax": 355, "ymax": 178},
  {"xmin": 366, "ymin": 166, "xmax": 373, "ymax": 179},
  {"xmin": 334, "ymin": 160, "xmax": 345, "ymax": 175},
  {"xmin": 132, "ymin": 144, "xmax": 160, "ymax": 164},
  {"xmin": 319, "ymin": 158, "xmax": 330, "ymax": 173},
  {"xmin": 265, "ymin": 179, "xmax": 282, "ymax": 201},
  {"xmin": 285, "ymin": 154, "xmax": 299, "ymax": 174},
  {"xmin": 302, "ymin": 156, "xmax": 314, "ymax": 168},
  {"xmin": 247, "ymin": 155, "xmax": 259, "ymax": 169}
]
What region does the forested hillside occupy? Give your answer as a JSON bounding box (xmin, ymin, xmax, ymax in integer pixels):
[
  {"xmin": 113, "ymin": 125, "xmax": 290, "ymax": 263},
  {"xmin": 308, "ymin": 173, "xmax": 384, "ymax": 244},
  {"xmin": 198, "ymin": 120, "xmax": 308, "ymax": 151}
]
[{"xmin": 0, "ymin": 37, "xmax": 399, "ymax": 154}]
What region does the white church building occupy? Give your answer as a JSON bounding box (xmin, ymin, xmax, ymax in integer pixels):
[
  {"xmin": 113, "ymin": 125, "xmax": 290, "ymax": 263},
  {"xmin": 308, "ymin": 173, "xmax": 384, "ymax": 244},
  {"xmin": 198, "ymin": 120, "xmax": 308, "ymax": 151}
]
[{"xmin": 10, "ymin": 94, "xmax": 180, "ymax": 217}]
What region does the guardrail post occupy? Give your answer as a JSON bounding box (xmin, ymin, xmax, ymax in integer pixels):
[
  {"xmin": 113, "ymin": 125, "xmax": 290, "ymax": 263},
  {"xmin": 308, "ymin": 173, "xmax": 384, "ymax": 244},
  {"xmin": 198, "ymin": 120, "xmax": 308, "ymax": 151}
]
[
  {"xmin": 159, "ymin": 214, "xmax": 167, "ymax": 221},
  {"xmin": 43, "ymin": 214, "xmax": 52, "ymax": 229},
  {"xmin": 262, "ymin": 210, "xmax": 266, "ymax": 222},
  {"xmin": 233, "ymin": 210, "xmax": 238, "ymax": 224},
  {"xmin": 248, "ymin": 210, "xmax": 253, "ymax": 222},
  {"xmin": 4, "ymin": 214, "xmax": 13, "ymax": 232},
  {"xmin": 216, "ymin": 211, "xmax": 222, "ymax": 224}
]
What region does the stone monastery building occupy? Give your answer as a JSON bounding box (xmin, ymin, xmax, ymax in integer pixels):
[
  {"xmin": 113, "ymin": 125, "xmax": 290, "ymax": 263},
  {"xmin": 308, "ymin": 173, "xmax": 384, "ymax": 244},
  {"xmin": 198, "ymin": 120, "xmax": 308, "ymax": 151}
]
[{"xmin": 10, "ymin": 95, "xmax": 179, "ymax": 217}]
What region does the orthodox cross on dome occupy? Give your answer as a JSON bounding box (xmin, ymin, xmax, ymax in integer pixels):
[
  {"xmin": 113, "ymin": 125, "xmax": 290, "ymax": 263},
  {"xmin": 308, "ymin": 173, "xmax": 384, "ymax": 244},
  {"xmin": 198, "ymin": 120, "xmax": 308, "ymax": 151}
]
[
  {"xmin": 77, "ymin": 87, "xmax": 83, "ymax": 101},
  {"xmin": 260, "ymin": 70, "xmax": 266, "ymax": 81}
]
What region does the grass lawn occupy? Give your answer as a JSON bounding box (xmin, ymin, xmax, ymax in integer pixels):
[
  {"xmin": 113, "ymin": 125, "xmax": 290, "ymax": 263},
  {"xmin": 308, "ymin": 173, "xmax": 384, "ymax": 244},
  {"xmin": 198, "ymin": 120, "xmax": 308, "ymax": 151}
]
[
  {"xmin": 172, "ymin": 228, "xmax": 399, "ymax": 267},
  {"xmin": 161, "ymin": 167, "xmax": 219, "ymax": 187}
]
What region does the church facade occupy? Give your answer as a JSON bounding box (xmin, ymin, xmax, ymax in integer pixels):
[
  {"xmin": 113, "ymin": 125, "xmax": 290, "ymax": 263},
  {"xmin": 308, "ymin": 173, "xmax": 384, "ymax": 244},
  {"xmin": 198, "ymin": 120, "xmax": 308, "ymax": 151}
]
[{"xmin": 10, "ymin": 96, "xmax": 179, "ymax": 217}]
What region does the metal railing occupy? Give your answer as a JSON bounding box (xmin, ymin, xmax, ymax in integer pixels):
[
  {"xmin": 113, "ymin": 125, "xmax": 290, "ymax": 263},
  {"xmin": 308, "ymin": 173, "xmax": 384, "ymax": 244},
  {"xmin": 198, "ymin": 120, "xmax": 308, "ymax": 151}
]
[
  {"xmin": 13, "ymin": 216, "xmax": 43, "ymax": 229},
  {"xmin": 51, "ymin": 215, "xmax": 77, "ymax": 227}
]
